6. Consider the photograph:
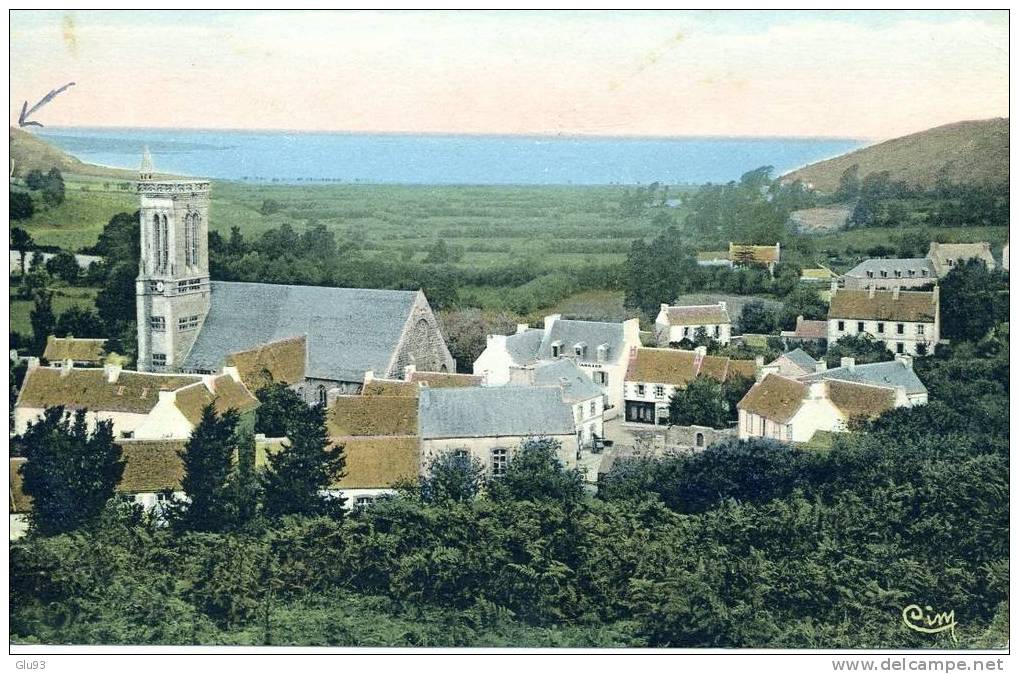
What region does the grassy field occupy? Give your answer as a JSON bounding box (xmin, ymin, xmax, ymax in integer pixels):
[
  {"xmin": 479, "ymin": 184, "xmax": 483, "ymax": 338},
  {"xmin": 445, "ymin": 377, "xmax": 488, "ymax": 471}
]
[{"xmin": 10, "ymin": 285, "xmax": 100, "ymax": 336}]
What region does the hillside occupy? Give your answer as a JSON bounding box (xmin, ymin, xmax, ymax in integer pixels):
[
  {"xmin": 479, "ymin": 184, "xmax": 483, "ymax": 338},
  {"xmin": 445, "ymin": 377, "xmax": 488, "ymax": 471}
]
[
  {"xmin": 9, "ymin": 127, "xmax": 176, "ymax": 180},
  {"xmin": 782, "ymin": 118, "xmax": 1008, "ymax": 193}
]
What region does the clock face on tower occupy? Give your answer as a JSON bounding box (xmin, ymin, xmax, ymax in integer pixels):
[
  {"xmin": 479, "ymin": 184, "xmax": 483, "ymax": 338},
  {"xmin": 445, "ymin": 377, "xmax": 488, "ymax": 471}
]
[{"xmin": 156, "ymin": 281, "xmax": 165, "ymax": 292}]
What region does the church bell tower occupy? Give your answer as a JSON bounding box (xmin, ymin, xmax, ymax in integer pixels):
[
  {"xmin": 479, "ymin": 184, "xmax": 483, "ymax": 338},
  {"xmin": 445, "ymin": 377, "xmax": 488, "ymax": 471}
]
[{"xmin": 135, "ymin": 148, "xmax": 212, "ymax": 372}]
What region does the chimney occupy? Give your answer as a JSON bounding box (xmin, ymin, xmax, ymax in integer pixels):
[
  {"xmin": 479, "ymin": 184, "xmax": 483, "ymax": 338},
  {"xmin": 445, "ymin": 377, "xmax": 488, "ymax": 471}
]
[
  {"xmin": 104, "ymin": 362, "xmax": 122, "ymax": 383},
  {"xmin": 830, "ymin": 278, "xmax": 839, "ymax": 294},
  {"xmin": 516, "ymin": 323, "xmax": 529, "ymax": 334},
  {"xmin": 60, "ymin": 358, "xmax": 73, "ymax": 377},
  {"xmin": 757, "ymin": 364, "xmax": 780, "ymax": 382},
  {"xmin": 693, "ymin": 345, "xmax": 706, "ymax": 371},
  {"xmin": 543, "ymin": 314, "xmax": 562, "ymax": 333},
  {"xmin": 718, "ymin": 301, "xmax": 727, "ymax": 314},
  {"xmin": 932, "ymin": 285, "xmax": 939, "ymax": 305},
  {"xmin": 326, "ymin": 388, "xmax": 343, "ymax": 406},
  {"xmin": 660, "ymin": 303, "xmax": 670, "ymax": 314},
  {"xmin": 363, "ymin": 370, "xmax": 375, "ymax": 385},
  {"xmin": 895, "ymin": 353, "xmax": 914, "ymax": 370},
  {"xmin": 796, "ymin": 315, "xmax": 805, "ymax": 329},
  {"xmin": 868, "ymin": 286, "xmax": 876, "ymax": 299},
  {"xmin": 755, "ymin": 356, "xmax": 764, "ymax": 368},
  {"xmin": 840, "ymin": 357, "xmax": 855, "ymax": 371},
  {"xmin": 221, "ymin": 365, "xmax": 241, "ymax": 381},
  {"xmin": 807, "ymin": 380, "xmax": 826, "ymax": 400},
  {"xmin": 25, "ymin": 356, "xmax": 39, "ymax": 371},
  {"xmin": 487, "ymin": 333, "xmax": 507, "ymax": 349},
  {"xmin": 403, "ymin": 364, "xmax": 416, "ymax": 381},
  {"xmin": 815, "ymin": 359, "xmax": 827, "ymax": 373},
  {"xmin": 892, "ymin": 286, "xmax": 901, "ymax": 300}
]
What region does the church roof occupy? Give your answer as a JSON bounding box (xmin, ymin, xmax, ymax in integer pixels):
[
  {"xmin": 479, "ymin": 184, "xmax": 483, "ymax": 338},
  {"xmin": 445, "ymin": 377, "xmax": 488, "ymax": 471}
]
[{"xmin": 182, "ymin": 282, "xmax": 420, "ymax": 382}]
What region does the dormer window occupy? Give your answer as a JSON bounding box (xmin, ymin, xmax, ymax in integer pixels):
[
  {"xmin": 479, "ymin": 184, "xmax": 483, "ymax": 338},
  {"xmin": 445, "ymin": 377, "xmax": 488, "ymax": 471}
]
[
  {"xmin": 597, "ymin": 344, "xmax": 609, "ymax": 362},
  {"xmin": 574, "ymin": 342, "xmax": 587, "ymax": 358},
  {"xmin": 866, "ymin": 271, "xmax": 873, "ymax": 278},
  {"xmin": 894, "ymin": 270, "xmax": 901, "ymax": 278},
  {"xmin": 551, "ymin": 340, "xmax": 563, "ymax": 358},
  {"xmin": 880, "ymin": 270, "xmax": 888, "ymax": 278}
]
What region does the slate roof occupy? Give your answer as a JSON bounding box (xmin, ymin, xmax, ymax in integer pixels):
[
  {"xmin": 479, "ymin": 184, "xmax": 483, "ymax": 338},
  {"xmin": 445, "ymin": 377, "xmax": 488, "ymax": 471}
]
[
  {"xmin": 504, "ymin": 329, "xmax": 544, "ymax": 365},
  {"xmin": 410, "ymin": 371, "xmax": 483, "ymax": 388},
  {"xmin": 828, "ymin": 288, "xmax": 938, "ymax": 323},
  {"xmin": 524, "ymin": 359, "xmax": 602, "ymax": 403},
  {"xmin": 737, "ymin": 374, "xmax": 808, "ymax": 423},
  {"xmin": 843, "ymin": 257, "xmax": 936, "ymax": 280},
  {"xmin": 537, "ymin": 319, "xmax": 626, "ymax": 366},
  {"xmin": 625, "ymin": 348, "xmax": 757, "ymax": 387},
  {"xmin": 801, "ymin": 359, "xmax": 927, "ymax": 397},
  {"xmin": 119, "ymin": 439, "xmax": 187, "ymax": 493},
  {"xmin": 17, "ymin": 367, "xmax": 202, "ymax": 414},
  {"xmin": 43, "ymin": 336, "xmax": 107, "ymax": 363},
  {"xmin": 662, "ymin": 304, "xmax": 731, "ymax": 326},
  {"xmin": 224, "ymin": 335, "xmax": 307, "ymax": 391},
  {"xmin": 779, "ymin": 348, "xmax": 820, "ymax": 373},
  {"xmin": 173, "ymin": 376, "xmax": 259, "ymax": 426},
  {"xmin": 328, "ymin": 395, "xmax": 418, "ymax": 436},
  {"xmin": 419, "ymin": 386, "xmax": 575, "ymax": 439},
  {"xmin": 183, "ymin": 281, "xmax": 420, "ymax": 382},
  {"xmin": 332, "ymin": 436, "xmax": 419, "ymax": 489}
]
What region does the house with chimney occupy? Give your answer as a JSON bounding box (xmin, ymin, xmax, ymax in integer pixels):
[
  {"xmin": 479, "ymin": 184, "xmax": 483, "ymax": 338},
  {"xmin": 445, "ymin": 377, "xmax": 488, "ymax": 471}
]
[
  {"xmin": 13, "ymin": 359, "xmax": 258, "ymax": 439},
  {"xmin": 827, "ymin": 285, "xmax": 939, "ymax": 356},
  {"xmin": 695, "ymin": 243, "xmax": 781, "ymax": 274},
  {"xmin": 780, "ymin": 316, "xmax": 829, "ymax": 350},
  {"xmin": 473, "ymin": 314, "xmax": 640, "ymax": 419},
  {"xmin": 42, "ymin": 336, "xmax": 108, "ymax": 367},
  {"xmin": 655, "ymin": 302, "xmax": 732, "ymax": 346},
  {"xmin": 623, "ymin": 346, "xmax": 758, "ymax": 426},
  {"xmin": 507, "ymin": 358, "xmax": 605, "ymax": 447},
  {"xmin": 737, "ymin": 354, "xmax": 926, "ymax": 444},
  {"xmin": 927, "ymin": 241, "xmax": 997, "ymax": 276},
  {"xmin": 841, "ymin": 258, "xmax": 937, "ymax": 291}
]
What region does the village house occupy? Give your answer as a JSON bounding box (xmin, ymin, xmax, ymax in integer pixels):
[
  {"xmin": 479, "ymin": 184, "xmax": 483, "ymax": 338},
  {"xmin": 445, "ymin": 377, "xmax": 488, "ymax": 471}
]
[
  {"xmin": 655, "ymin": 302, "xmax": 732, "ymax": 346},
  {"xmin": 223, "ymin": 335, "xmax": 308, "ymax": 393},
  {"xmin": 764, "ymin": 348, "xmax": 822, "ymax": 378},
  {"xmin": 473, "ymin": 314, "xmax": 640, "ymax": 418},
  {"xmin": 133, "ymin": 152, "xmax": 454, "ymax": 404},
  {"xmin": 738, "ymin": 374, "xmax": 899, "ymax": 444},
  {"xmin": 14, "ymin": 360, "xmax": 258, "ymax": 439},
  {"xmin": 418, "ymin": 386, "xmax": 579, "ymax": 478},
  {"xmin": 42, "ymin": 336, "xmax": 108, "ymax": 367},
  {"xmin": 694, "ymin": 243, "xmax": 781, "ymax": 274},
  {"xmin": 623, "ymin": 346, "xmax": 757, "ymax": 427},
  {"xmin": 779, "ymin": 315, "xmax": 829, "ymax": 350},
  {"xmin": 927, "ymin": 241, "xmax": 997, "ymax": 276},
  {"xmin": 508, "ymin": 358, "xmax": 605, "ymax": 447},
  {"xmin": 799, "ymin": 355, "xmax": 928, "ymax": 406},
  {"xmin": 827, "ymin": 285, "xmax": 939, "ymax": 356},
  {"xmin": 840, "ymin": 258, "xmax": 937, "ymax": 291}
]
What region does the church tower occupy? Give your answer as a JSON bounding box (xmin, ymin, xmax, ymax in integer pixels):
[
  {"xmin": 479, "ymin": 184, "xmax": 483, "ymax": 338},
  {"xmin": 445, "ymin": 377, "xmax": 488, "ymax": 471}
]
[{"xmin": 135, "ymin": 148, "xmax": 212, "ymax": 372}]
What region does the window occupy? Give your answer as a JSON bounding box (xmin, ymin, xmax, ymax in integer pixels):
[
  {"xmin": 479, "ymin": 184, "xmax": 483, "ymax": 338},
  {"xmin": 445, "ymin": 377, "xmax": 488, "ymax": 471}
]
[
  {"xmin": 921, "ymin": 269, "xmax": 928, "ymax": 277},
  {"xmin": 149, "ymin": 316, "xmax": 165, "ymax": 331},
  {"xmin": 894, "ymin": 270, "xmax": 901, "ymax": 278},
  {"xmin": 876, "ymin": 322, "xmax": 884, "ymax": 334},
  {"xmin": 896, "ymin": 342, "xmax": 904, "ymax": 354},
  {"xmin": 574, "ymin": 343, "xmax": 586, "ymax": 358},
  {"xmin": 713, "ymin": 325, "xmax": 720, "ymax": 337},
  {"xmin": 177, "ymin": 315, "xmax": 199, "ymax": 331},
  {"xmin": 551, "ymin": 342, "xmax": 562, "ymax": 358},
  {"xmin": 654, "ymin": 385, "xmax": 665, "ymax": 399},
  {"xmin": 353, "ymin": 495, "xmax": 376, "ymax": 512},
  {"xmin": 191, "ymin": 213, "xmax": 200, "ymax": 266},
  {"xmin": 148, "ymin": 281, "xmax": 161, "ymax": 293},
  {"xmin": 896, "ymin": 323, "xmax": 904, "ymax": 334},
  {"xmin": 155, "ymin": 492, "xmax": 172, "ymax": 504},
  {"xmin": 453, "ymin": 448, "xmax": 469, "ymax": 459},
  {"xmin": 317, "ymin": 385, "xmax": 327, "ymax": 406},
  {"xmin": 491, "ymin": 448, "xmax": 509, "ymax": 478},
  {"xmin": 837, "ymin": 321, "xmax": 845, "ymax": 331},
  {"xmin": 120, "ymin": 430, "xmax": 134, "ymax": 439},
  {"xmin": 594, "ymin": 371, "xmax": 608, "ymax": 385},
  {"xmin": 682, "ymin": 327, "xmax": 690, "ymax": 337},
  {"xmin": 880, "ymin": 270, "xmax": 888, "ymax": 278},
  {"xmin": 856, "ymin": 321, "xmax": 864, "ymax": 332},
  {"xmin": 866, "ymin": 271, "xmax": 873, "ymax": 278},
  {"xmin": 695, "ymin": 432, "xmax": 704, "ymax": 448},
  {"xmin": 177, "ymin": 278, "xmax": 202, "ymax": 293},
  {"xmin": 589, "ymin": 401, "xmax": 596, "ymax": 416},
  {"xmin": 160, "ymin": 215, "xmax": 168, "ymax": 270},
  {"xmin": 636, "ymin": 384, "xmax": 646, "ymax": 396},
  {"xmin": 916, "ymin": 324, "xmax": 925, "ymax": 335},
  {"xmin": 151, "ymin": 353, "xmax": 166, "ymax": 366},
  {"xmin": 759, "ymin": 416, "xmax": 765, "ymax": 436},
  {"xmin": 908, "ymin": 270, "xmax": 915, "ymax": 277},
  {"xmin": 785, "ymin": 425, "xmax": 793, "ymax": 441}
]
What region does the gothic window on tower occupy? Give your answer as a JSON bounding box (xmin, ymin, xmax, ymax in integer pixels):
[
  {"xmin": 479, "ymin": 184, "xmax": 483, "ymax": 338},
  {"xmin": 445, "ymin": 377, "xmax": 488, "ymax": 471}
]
[
  {"xmin": 152, "ymin": 213, "xmax": 161, "ymax": 270},
  {"xmin": 191, "ymin": 213, "xmax": 200, "ymax": 266},
  {"xmin": 183, "ymin": 213, "xmax": 192, "ymax": 266},
  {"xmin": 160, "ymin": 214, "xmax": 169, "ymax": 270}
]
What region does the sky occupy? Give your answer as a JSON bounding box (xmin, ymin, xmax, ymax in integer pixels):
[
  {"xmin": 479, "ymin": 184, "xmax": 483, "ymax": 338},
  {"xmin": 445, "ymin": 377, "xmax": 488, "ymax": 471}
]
[{"xmin": 9, "ymin": 10, "xmax": 1009, "ymax": 140}]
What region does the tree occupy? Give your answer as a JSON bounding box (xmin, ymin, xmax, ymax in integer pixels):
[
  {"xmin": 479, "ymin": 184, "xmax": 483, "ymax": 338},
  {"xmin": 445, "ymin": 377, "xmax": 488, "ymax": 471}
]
[
  {"xmin": 41, "ymin": 168, "xmax": 65, "ymax": 206},
  {"xmin": 29, "ymin": 290, "xmax": 55, "ymax": 356},
  {"xmin": 737, "ymin": 300, "xmax": 776, "ymax": 334},
  {"xmin": 489, "ymin": 437, "xmax": 584, "ymax": 505},
  {"xmin": 623, "ymin": 227, "xmax": 699, "ymax": 317},
  {"xmin": 10, "ymin": 192, "xmax": 34, "ymax": 220},
  {"xmin": 254, "ymin": 381, "xmax": 307, "ymax": 437},
  {"xmin": 95, "ymin": 261, "xmax": 138, "ymax": 334},
  {"xmin": 173, "ymin": 405, "xmax": 241, "ymax": 533},
  {"xmin": 833, "ymin": 164, "xmax": 860, "ymax": 201},
  {"xmin": 24, "ymin": 169, "xmax": 46, "ymax": 190},
  {"xmin": 45, "ymin": 250, "xmax": 80, "ymax": 284},
  {"xmin": 420, "ymin": 452, "xmax": 486, "ymax": 504},
  {"xmin": 19, "ymin": 407, "xmax": 125, "ymax": 536},
  {"xmin": 54, "ymin": 306, "xmax": 104, "ymax": 338},
  {"xmin": 438, "ymin": 309, "xmax": 517, "ymax": 373},
  {"xmin": 668, "ymin": 376, "xmax": 729, "ymax": 428},
  {"xmin": 10, "ymin": 228, "xmax": 34, "ymax": 276},
  {"xmin": 89, "ymin": 211, "xmax": 140, "ymax": 263},
  {"xmin": 259, "ymin": 198, "xmax": 284, "ymax": 216},
  {"xmin": 262, "ymin": 404, "xmax": 346, "ymax": 518},
  {"xmin": 825, "ymin": 334, "xmax": 892, "ymax": 368},
  {"xmin": 939, "ymin": 258, "xmax": 1009, "ymax": 343}
]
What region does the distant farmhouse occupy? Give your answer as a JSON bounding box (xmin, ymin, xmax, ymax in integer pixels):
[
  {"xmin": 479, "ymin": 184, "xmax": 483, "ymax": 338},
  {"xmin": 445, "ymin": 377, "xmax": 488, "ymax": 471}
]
[
  {"xmin": 42, "ymin": 336, "xmax": 108, "ymax": 367},
  {"xmin": 696, "ymin": 242, "xmax": 781, "ymax": 274},
  {"xmin": 839, "ymin": 241, "xmax": 997, "ymax": 291},
  {"xmin": 133, "ymin": 151, "xmax": 453, "ymax": 404},
  {"xmin": 654, "ymin": 302, "xmax": 732, "ymax": 346}
]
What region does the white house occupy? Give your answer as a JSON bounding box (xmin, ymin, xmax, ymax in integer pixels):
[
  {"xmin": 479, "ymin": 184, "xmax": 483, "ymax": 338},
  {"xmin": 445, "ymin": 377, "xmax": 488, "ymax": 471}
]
[
  {"xmin": 508, "ymin": 358, "xmax": 605, "ymax": 447},
  {"xmin": 764, "ymin": 348, "xmax": 823, "ymax": 379},
  {"xmin": 799, "ymin": 355, "xmax": 929, "ymax": 407},
  {"xmin": 827, "ymin": 286, "xmax": 939, "ymax": 356},
  {"xmin": 840, "ymin": 258, "xmax": 937, "ymax": 290},
  {"xmin": 418, "ymin": 385, "xmax": 579, "ymax": 478},
  {"xmin": 655, "ymin": 302, "xmax": 732, "ymax": 346},
  {"xmin": 14, "ymin": 360, "xmax": 258, "ymax": 439},
  {"xmin": 473, "ymin": 314, "xmax": 640, "ymax": 419},
  {"xmin": 623, "ymin": 346, "xmax": 757, "ymax": 426},
  {"xmin": 927, "ymin": 241, "xmax": 996, "ymax": 276}
]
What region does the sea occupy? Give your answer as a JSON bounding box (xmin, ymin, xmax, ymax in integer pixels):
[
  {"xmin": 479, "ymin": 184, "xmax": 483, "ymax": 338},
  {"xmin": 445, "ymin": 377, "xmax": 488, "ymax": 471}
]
[{"xmin": 35, "ymin": 127, "xmax": 865, "ymax": 186}]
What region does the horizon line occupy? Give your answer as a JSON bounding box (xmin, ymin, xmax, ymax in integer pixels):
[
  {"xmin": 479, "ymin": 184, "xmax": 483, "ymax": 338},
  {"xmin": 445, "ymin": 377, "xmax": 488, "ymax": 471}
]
[{"xmin": 25, "ymin": 124, "xmax": 879, "ymax": 144}]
